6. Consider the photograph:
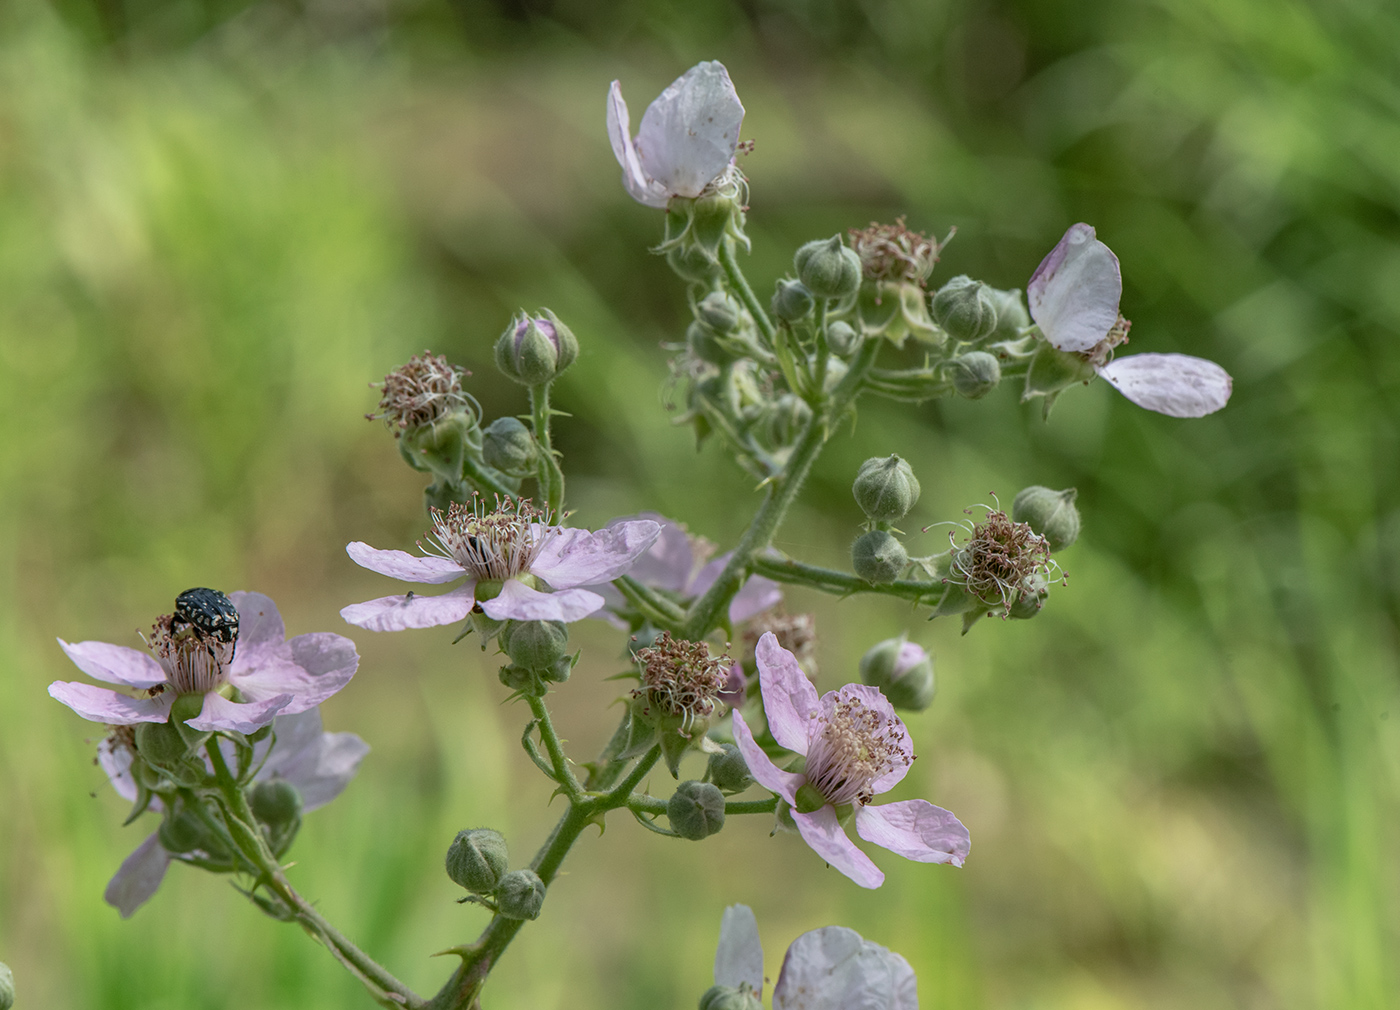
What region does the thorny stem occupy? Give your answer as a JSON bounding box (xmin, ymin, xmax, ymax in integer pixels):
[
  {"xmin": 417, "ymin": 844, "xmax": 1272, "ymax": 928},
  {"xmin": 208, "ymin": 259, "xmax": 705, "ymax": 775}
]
[
  {"xmin": 525, "ymin": 693, "xmax": 583, "ymax": 801},
  {"xmin": 627, "ymin": 795, "xmax": 778, "ymax": 817},
  {"xmin": 751, "ymin": 555, "xmax": 950, "ymax": 607},
  {"xmin": 614, "ymin": 574, "xmax": 688, "ymax": 631},
  {"xmin": 529, "ymin": 383, "xmax": 566, "ymax": 516},
  {"xmin": 718, "ymin": 238, "xmax": 776, "ymax": 346}
]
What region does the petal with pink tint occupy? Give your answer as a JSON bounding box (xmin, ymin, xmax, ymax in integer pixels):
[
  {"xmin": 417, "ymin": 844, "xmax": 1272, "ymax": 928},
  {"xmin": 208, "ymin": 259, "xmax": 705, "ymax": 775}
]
[
  {"xmin": 1028, "ymin": 223, "xmax": 1122, "ymax": 353},
  {"xmin": 610, "ymin": 513, "xmax": 695, "ymax": 593},
  {"xmin": 755, "ymin": 633, "xmax": 820, "ymax": 755},
  {"xmin": 728, "ymin": 575, "xmax": 783, "ymax": 623},
  {"xmin": 773, "ymin": 926, "xmax": 917, "ymax": 1010},
  {"xmin": 1097, "ymin": 352, "xmax": 1232, "ymax": 418},
  {"xmin": 340, "ymin": 584, "xmax": 476, "ymax": 632},
  {"xmin": 228, "ymin": 591, "xmax": 286, "ymax": 655},
  {"xmin": 731, "ymin": 709, "xmax": 803, "ymax": 804},
  {"xmin": 57, "ymin": 639, "xmax": 166, "ymax": 689},
  {"xmin": 821, "ymin": 684, "xmax": 914, "ymax": 795},
  {"xmin": 791, "ymin": 806, "xmax": 885, "ymax": 889},
  {"xmin": 104, "ymin": 832, "xmax": 171, "ymax": 919},
  {"xmin": 229, "ymin": 632, "xmax": 358, "ymax": 713},
  {"xmin": 855, "ymin": 799, "xmax": 970, "ymax": 868},
  {"xmin": 479, "ymin": 579, "xmax": 605, "ymax": 623},
  {"xmin": 98, "ymin": 736, "xmax": 139, "ymax": 803},
  {"xmin": 48, "ymin": 681, "xmax": 172, "ymax": 725},
  {"xmin": 186, "ymin": 691, "xmax": 293, "ymax": 734},
  {"xmin": 530, "ymin": 520, "xmax": 661, "ymax": 589},
  {"xmin": 714, "ymin": 903, "xmax": 764, "ymax": 992},
  {"xmin": 345, "ymin": 542, "xmax": 465, "ymax": 584}
]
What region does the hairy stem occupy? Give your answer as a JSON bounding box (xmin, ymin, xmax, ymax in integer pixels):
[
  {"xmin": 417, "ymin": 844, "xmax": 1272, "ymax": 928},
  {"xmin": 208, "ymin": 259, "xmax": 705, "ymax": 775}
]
[
  {"xmin": 529, "ymin": 383, "xmax": 566, "ymax": 515},
  {"xmin": 719, "ymin": 238, "xmax": 776, "ymax": 346},
  {"xmin": 751, "ymin": 555, "xmax": 948, "ymax": 606}
]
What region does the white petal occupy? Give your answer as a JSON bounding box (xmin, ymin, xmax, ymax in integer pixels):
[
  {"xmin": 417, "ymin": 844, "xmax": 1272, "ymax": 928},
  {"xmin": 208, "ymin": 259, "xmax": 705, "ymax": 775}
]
[
  {"xmin": 1028, "ymin": 223, "xmax": 1122, "ymax": 352},
  {"xmin": 714, "ymin": 904, "xmax": 765, "ymax": 992},
  {"xmin": 1097, "ymin": 353, "xmax": 1233, "ymax": 417},
  {"xmin": 104, "ymin": 832, "xmax": 172, "ymax": 919},
  {"xmin": 635, "ymin": 61, "xmax": 744, "ymax": 199},
  {"xmin": 607, "ymin": 79, "xmax": 670, "ymax": 208},
  {"xmin": 774, "ymin": 925, "xmax": 916, "ymax": 1010}
]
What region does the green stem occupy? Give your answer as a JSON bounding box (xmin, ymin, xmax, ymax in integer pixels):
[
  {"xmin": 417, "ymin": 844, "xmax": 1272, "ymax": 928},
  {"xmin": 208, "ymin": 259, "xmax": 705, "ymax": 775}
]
[
  {"xmin": 719, "ymin": 238, "xmax": 776, "ymax": 346},
  {"xmin": 614, "ymin": 575, "xmax": 687, "ymax": 630},
  {"xmin": 525, "ymin": 694, "xmax": 583, "ymax": 801},
  {"xmin": 811, "ymin": 300, "xmax": 830, "ymax": 399},
  {"xmin": 627, "ymin": 795, "xmax": 778, "ymax": 817},
  {"xmin": 751, "ymin": 556, "xmax": 948, "ymax": 606},
  {"xmin": 584, "ymin": 711, "xmax": 636, "ymax": 792},
  {"xmin": 204, "ymin": 742, "xmax": 424, "ymax": 1009},
  {"xmin": 529, "ymin": 383, "xmax": 565, "ymax": 516}
]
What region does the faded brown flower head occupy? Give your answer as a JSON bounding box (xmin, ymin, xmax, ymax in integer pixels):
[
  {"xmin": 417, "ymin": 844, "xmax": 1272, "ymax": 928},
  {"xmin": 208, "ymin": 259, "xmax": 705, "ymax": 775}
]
[
  {"xmin": 632, "ymin": 632, "xmax": 731, "ymax": 732},
  {"xmin": 743, "ymin": 610, "xmax": 818, "ymax": 678},
  {"xmin": 848, "ymin": 218, "xmax": 945, "ymax": 285},
  {"xmin": 368, "ymin": 352, "xmax": 472, "ymax": 434},
  {"xmin": 947, "ymin": 506, "xmax": 1057, "ymax": 614},
  {"xmin": 1081, "ymin": 313, "xmax": 1132, "ymax": 368}
]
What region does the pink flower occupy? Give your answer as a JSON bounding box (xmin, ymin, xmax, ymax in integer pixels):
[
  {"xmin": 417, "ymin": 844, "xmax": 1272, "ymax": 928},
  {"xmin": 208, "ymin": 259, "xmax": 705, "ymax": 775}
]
[
  {"xmin": 606, "ymin": 61, "xmax": 745, "ymax": 208},
  {"xmin": 732, "ymin": 633, "xmax": 969, "ymax": 889},
  {"xmin": 50, "ymin": 591, "xmax": 358, "ymax": 735},
  {"xmin": 1028, "ymin": 223, "xmax": 1233, "ymax": 418},
  {"xmin": 341, "ymin": 497, "xmax": 661, "ymax": 631}
]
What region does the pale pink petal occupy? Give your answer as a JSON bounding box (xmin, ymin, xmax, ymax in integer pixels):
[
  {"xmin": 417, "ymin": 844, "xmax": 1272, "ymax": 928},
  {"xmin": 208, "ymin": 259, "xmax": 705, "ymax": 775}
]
[
  {"xmin": 714, "ymin": 903, "xmax": 764, "ymax": 992},
  {"xmin": 731, "ymin": 709, "xmax": 803, "ymax": 804},
  {"xmin": 893, "ymin": 641, "xmax": 927, "ymax": 677},
  {"xmin": 607, "ymin": 80, "xmax": 668, "ymax": 207},
  {"xmin": 57, "ymin": 639, "xmax": 166, "ymax": 689},
  {"xmin": 756, "ymin": 633, "xmax": 820, "ymax": 755},
  {"xmin": 480, "ymin": 579, "xmax": 604, "ymax": 623},
  {"xmin": 345, "ymin": 542, "xmax": 465, "ymax": 584},
  {"xmin": 228, "ymin": 591, "xmax": 286, "ymax": 655},
  {"xmin": 636, "ymin": 61, "xmax": 744, "ymax": 199},
  {"xmin": 855, "ymin": 799, "xmax": 970, "ymax": 868},
  {"xmin": 729, "ymin": 575, "xmax": 783, "ymax": 623},
  {"xmin": 98, "ymin": 736, "xmax": 139, "ymax": 803},
  {"xmin": 1097, "ymin": 352, "xmax": 1233, "ymax": 418},
  {"xmin": 49, "ymin": 681, "xmax": 172, "ymax": 725},
  {"xmin": 104, "ymin": 832, "xmax": 171, "ymax": 918},
  {"xmin": 791, "ymin": 807, "xmax": 885, "ymax": 889},
  {"xmin": 257, "ymin": 710, "xmax": 369, "ymax": 812},
  {"xmin": 229, "ymin": 632, "xmax": 358, "ymax": 713},
  {"xmin": 822, "ymin": 684, "xmax": 914, "ymax": 795},
  {"xmin": 1028, "ymin": 223, "xmax": 1122, "ymax": 352},
  {"xmin": 185, "ymin": 691, "xmax": 292, "ymax": 734},
  {"xmin": 611, "ymin": 513, "xmax": 695, "ymax": 593},
  {"xmin": 773, "ymin": 926, "xmax": 917, "ymax": 1010},
  {"xmin": 529, "ymin": 520, "xmax": 662, "ymax": 589},
  {"xmin": 340, "ymin": 584, "xmax": 476, "ymax": 632}
]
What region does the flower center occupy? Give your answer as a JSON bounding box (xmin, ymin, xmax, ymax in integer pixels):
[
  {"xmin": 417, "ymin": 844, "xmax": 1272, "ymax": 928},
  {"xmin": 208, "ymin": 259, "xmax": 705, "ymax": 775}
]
[
  {"xmin": 149, "ymin": 614, "xmax": 235, "ymax": 696},
  {"xmin": 947, "ymin": 507, "xmax": 1053, "ymax": 611},
  {"xmin": 421, "ymin": 495, "xmax": 553, "ymax": 583},
  {"xmin": 632, "ymin": 632, "xmax": 731, "ymax": 733},
  {"xmin": 369, "ymin": 352, "xmax": 475, "ymax": 433},
  {"xmin": 803, "ymin": 693, "xmax": 910, "ymax": 807},
  {"xmin": 848, "ymin": 217, "xmax": 943, "ymax": 285}
]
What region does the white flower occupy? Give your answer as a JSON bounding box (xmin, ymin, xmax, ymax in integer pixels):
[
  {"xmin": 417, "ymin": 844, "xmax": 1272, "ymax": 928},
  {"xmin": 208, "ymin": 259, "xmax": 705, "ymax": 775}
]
[{"xmin": 606, "ymin": 61, "xmax": 745, "ymax": 208}]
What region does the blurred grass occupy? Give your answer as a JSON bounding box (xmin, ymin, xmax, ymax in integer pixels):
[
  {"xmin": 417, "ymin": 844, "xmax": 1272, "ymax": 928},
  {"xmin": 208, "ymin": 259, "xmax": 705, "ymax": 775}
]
[{"xmin": 1, "ymin": 0, "xmax": 1398, "ymax": 1007}]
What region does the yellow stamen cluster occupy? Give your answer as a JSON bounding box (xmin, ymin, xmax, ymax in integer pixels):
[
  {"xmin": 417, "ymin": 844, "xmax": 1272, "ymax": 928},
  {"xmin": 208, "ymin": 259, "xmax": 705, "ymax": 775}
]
[
  {"xmin": 421, "ymin": 495, "xmax": 552, "ymax": 582},
  {"xmin": 632, "ymin": 632, "xmax": 731, "ymax": 733},
  {"xmin": 805, "ymin": 693, "xmax": 910, "ymax": 807},
  {"xmin": 368, "ymin": 352, "xmax": 473, "ymax": 433},
  {"xmin": 148, "ymin": 614, "xmax": 234, "ymax": 695}
]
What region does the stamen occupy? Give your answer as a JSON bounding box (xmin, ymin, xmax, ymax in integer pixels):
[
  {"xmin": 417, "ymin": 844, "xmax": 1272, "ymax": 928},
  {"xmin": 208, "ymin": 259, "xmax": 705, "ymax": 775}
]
[
  {"xmin": 743, "ymin": 611, "xmax": 818, "ymax": 678},
  {"xmin": 420, "ymin": 494, "xmax": 554, "ymax": 582},
  {"xmin": 149, "ymin": 614, "xmax": 235, "ymax": 696},
  {"xmin": 632, "ymin": 632, "xmax": 731, "ymax": 734},
  {"xmin": 847, "ymin": 217, "xmax": 948, "ymax": 286},
  {"xmin": 945, "ymin": 504, "xmax": 1059, "ymax": 615},
  {"xmin": 804, "ymin": 693, "xmax": 910, "ymax": 807},
  {"xmin": 368, "ymin": 352, "xmax": 477, "ymax": 434}
]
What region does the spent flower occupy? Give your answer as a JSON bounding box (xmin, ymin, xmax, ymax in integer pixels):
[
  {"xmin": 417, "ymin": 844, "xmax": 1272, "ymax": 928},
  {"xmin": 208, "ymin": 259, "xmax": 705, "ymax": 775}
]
[{"xmin": 368, "ymin": 353, "xmax": 474, "ymax": 434}]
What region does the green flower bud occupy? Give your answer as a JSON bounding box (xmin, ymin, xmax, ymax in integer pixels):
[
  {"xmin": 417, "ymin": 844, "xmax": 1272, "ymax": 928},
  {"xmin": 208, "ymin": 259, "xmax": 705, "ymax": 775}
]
[
  {"xmin": 501, "ymin": 620, "xmax": 569, "ymax": 672},
  {"xmin": 0, "ymin": 961, "xmax": 13, "ymax": 1010},
  {"xmin": 158, "ymin": 807, "xmax": 211, "ymax": 855},
  {"xmin": 988, "ymin": 286, "xmax": 1030, "ymax": 339},
  {"xmin": 135, "ymin": 719, "xmax": 190, "ymax": 770},
  {"xmin": 497, "ymin": 663, "xmax": 540, "ymax": 694},
  {"xmin": 771, "ymin": 279, "xmax": 814, "ymax": 322},
  {"xmin": 794, "ymin": 235, "xmax": 861, "ymax": 300},
  {"xmin": 706, "ymin": 742, "xmax": 754, "ymax": 793},
  {"xmin": 852, "ymin": 530, "xmax": 908, "ymax": 584},
  {"xmin": 495, "ymin": 869, "xmax": 546, "ymax": 920},
  {"xmin": 1012, "ymin": 485, "xmax": 1080, "ymax": 551},
  {"xmin": 859, "ymin": 636, "xmax": 936, "ymax": 711},
  {"xmin": 949, "ymin": 351, "xmax": 1002, "ymax": 400},
  {"xmin": 852, "ymin": 455, "xmax": 921, "ymax": 522},
  {"xmin": 931, "ymin": 275, "xmax": 997, "ymax": 342},
  {"xmin": 687, "ymin": 320, "xmax": 735, "ymax": 367},
  {"xmin": 250, "ymin": 779, "xmax": 304, "ymax": 829},
  {"xmin": 668, "ymin": 780, "xmax": 726, "ymax": 840},
  {"xmin": 762, "ymin": 393, "xmax": 813, "ymax": 448},
  {"xmin": 544, "ymin": 653, "xmax": 575, "ymax": 683},
  {"xmin": 446, "ymin": 828, "xmax": 510, "ymax": 894},
  {"xmin": 481, "ymin": 417, "xmax": 536, "ymax": 476},
  {"xmin": 494, "ymin": 310, "xmax": 578, "ymax": 386},
  {"xmin": 699, "ymin": 985, "xmax": 763, "ymax": 1010},
  {"xmin": 697, "ymin": 291, "xmax": 742, "ymax": 333},
  {"xmin": 1008, "ymin": 573, "xmax": 1049, "ymax": 620},
  {"xmin": 825, "ymin": 319, "xmax": 860, "ymax": 356},
  {"xmin": 667, "ymin": 243, "xmax": 722, "ymax": 283}
]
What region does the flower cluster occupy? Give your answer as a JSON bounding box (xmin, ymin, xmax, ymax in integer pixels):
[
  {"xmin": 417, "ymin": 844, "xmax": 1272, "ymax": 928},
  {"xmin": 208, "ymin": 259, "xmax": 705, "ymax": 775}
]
[
  {"xmin": 632, "ymin": 632, "xmax": 732, "ymax": 734},
  {"xmin": 945, "ymin": 506, "xmax": 1055, "ymax": 613},
  {"xmin": 368, "ymin": 352, "xmax": 473, "ymax": 433}
]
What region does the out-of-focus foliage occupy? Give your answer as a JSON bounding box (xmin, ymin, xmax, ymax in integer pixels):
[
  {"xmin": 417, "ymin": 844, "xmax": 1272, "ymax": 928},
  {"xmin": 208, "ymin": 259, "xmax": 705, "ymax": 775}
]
[{"xmin": 1, "ymin": 0, "xmax": 1398, "ymax": 1007}]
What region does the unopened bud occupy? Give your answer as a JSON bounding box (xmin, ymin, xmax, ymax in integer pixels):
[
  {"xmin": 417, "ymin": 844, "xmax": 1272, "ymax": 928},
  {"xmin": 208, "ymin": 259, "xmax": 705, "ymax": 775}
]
[
  {"xmin": 494, "ymin": 310, "xmax": 578, "ymax": 386},
  {"xmin": 699, "ymin": 985, "xmax": 763, "ymax": 1010},
  {"xmin": 495, "ymin": 869, "xmax": 546, "ymax": 920},
  {"xmin": 859, "ymin": 636, "xmax": 936, "ymax": 711},
  {"xmin": 931, "ymin": 275, "xmax": 997, "ymax": 342},
  {"xmin": 446, "ymin": 828, "xmax": 509, "ymax": 893},
  {"xmin": 251, "ymin": 779, "xmax": 304, "ymax": 829},
  {"xmin": 135, "ymin": 720, "xmax": 190, "ymax": 770},
  {"xmin": 771, "ymin": 279, "xmax": 814, "ymax": 322},
  {"xmin": 697, "ymin": 291, "xmax": 742, "ymax": 333},
  {"xmin": 795, "ymin": 235, "xmax": 861, "ymax": 300},
  {"xmin": 762, "ymin": 393, "xmax": 812, "ymax": 448},
  {"xmin": 501, "ymin": 620, "xmax": 569, "ymax": 671},
  {"xmin": 158, "ymin": 808, "xmax": 211, "ymax": 854},
  {"xmin": 482, "ymin": 417, "xmax": 536, "ymax": 476},
  {"xmin": 852, "ymin": 455, "xmax": 921, "ymax": 522},
  {"xmin": 1011, "ymin": 486, "xmax": 1080, "ymax": 551},
  {"xmin": 706, "ymin": 742, "xmax": 754, "ymax": 793},
  {"xmin": 687, "ymin": 320, "xmax": 735, "ymax": 367},
  {"xmin": 852, "ymin": 530, "xmax": 908, "ymax": 584},
  {"xmin": 668, "ymin": 780, "xmax": 726, "ymax": 840},
  {"xmin": 988, "ymin": 286, "xmax": 1030, "ymax": 339},
  {"xmin": 825, "ymin": 319, "xmax": 860, "ymax": 356},
  {"xmin": 949, "ymin": 351, "xmax": 1002, "ymax": 400}
]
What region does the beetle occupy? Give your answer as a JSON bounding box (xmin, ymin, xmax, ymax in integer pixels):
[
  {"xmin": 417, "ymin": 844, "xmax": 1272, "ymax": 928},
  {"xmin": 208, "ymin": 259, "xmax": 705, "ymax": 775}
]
[{"xmin": 172, "ymin": 587, "xmax": 240, "ymax": 645}]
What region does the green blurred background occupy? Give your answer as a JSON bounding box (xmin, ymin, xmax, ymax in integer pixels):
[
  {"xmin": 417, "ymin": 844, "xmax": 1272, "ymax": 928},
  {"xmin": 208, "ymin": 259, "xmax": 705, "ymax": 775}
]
[{"xmin": 2, "ymin": 0, "xmax": 1398, "ymax": 1006}]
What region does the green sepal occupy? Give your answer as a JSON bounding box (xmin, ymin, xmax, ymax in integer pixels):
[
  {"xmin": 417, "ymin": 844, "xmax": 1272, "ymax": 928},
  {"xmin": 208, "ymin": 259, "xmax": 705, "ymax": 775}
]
[
  {"xmin": 659, "ymin": 729, "xmax": 694, "ymax": 779},
  {"xmin": 122, "ymin": 778, "xmax": 155, "ymax": 826}
]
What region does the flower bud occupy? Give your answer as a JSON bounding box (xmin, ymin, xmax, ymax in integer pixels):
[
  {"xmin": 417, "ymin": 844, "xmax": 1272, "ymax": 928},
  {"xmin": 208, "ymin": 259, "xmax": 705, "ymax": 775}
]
[
  {"xmin": 251, "ymin": 779, "xmax": 304, "ymax": 829},
  {"xmin": 687, "ymin": 320, "xmax": 735, "ymax": 367},
  {"xmin": 158, "ymin": 808, "xmax": 212, "ymax": 854},
  {"xmin": 851, "ymin": 530, "xmax": 908, "ymax": 584},
  {"xmin": 706, "ymin": 742, "xmax": 754, "ymax": 793},
  {"xmin": 135, "ymin": 719, "xmax": 190, "ymax": 770},
  {"xmin": 852, "ymin": 455, "xmax": 921, "ymax": 522},
  {"xmin": 542, "ymin": 653, "xmax": 575, "ymax": 684},
  {"xmin": 501, "ymin": 620, "xmax": 569, "ymax": 672},
  {"xmin": 931, "ymin": 275, "xmax": 997, "ymax": 342},
  {"xmin": 497, "ymin": 663, "xmax": 539, "ymax": 694},
  {"xmin": 1012, "ymin": 485, "xmax": 1080, "ymax": 551},
  {"xmin": 667, "ymin": 243, "xmax": 722, "ymax": 283},
  {"xmin": 446, "ymin": 828, "xmax": 510, "ymax": 894},
  {"xmin": 825, "ymin": 319, "xmax": 860, "ymax": 356},
  {"xmin": 699, "ymin": 985, "xmax": 763, "ymax": 1010},
  {"xmin": 494, "ymin": 310, "xmax": 578, "ymax": 386},
  {"xmin": 770, "ymin": 279, "xmax": 814, "ymax": 322},
  {"xmin": 794, "ymin": 235, "xmax": 862, "ymax": 300},
  {"xmin": 988, "ymin": 286, "xmax": 1030, "ymax": 339},
  {"xmin": 668, "ymin": 780, "xmax": 726, "ymax": 840},
  {"xmin": 949, "ymin": 351, "xmax": 1002, "ymax": 399},
  {"xmin": 762, "ymin": 393, "xmax": 812, "ymax": 448},
  {"xmin": 0, "ymin": 961, "xmax": 12, "ymax": 1010},
  {"xmin": 495, "ymin": 869, "xmax": 546, "ymax": 920},
  {"xmin": 481, "ymin": 417, "xmax": 536, "ymax": 476},
  {"xmin": 859, "ymin": 636, "xmax": 936, "ymax": 711},
  {"xmin": 697, "ymin": 291, "xmax": 742, "ymax": 333}
]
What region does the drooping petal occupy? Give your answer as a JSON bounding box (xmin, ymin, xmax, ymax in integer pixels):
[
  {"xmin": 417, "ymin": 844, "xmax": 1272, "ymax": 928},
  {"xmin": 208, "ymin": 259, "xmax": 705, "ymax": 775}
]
[
  {"xmin": 340, "ymin": 584, "xmax": 476, "ymax": 632},
  {"xmin": 610, "ymin": 513, "xmax": 696, "ymax": 593},
  {"xmin": 57, "ymin": 639, "xmax": 167, "ymax": 689},
  {"xmin": 98, "ymin": 736, "xmax": 139, "ymax": 803},
  {"xmin": 755, "ymin": 632, "xmax": 820, "ymax": 755},
  {"xmin": 480, "ymin": 579, "xmax": 605, "ymax": 623},
  {"xmin": 229, "ymin": 632, "xmax": 359, "ymax": 714},
  {"xmin": 635, "ymin": 61, "xmax": 744, "ymax": 199},
  {"xmin": 855, "ymin": 799, "xmax": 970, "ymax": 868},
  {"xmin": 345, "ymin": 542, "xmax": 466, "ymax": 584},
  {"xmin": 1028, "ymin": 223, "xmax": 1122, "ymax": 353},
  {"xmin": 819, "ymin": 684, "xmax": 914, "ymax": 796},
  {"xmin": 256, "ymin": 710, "xmax": 370, "ymax": 812},
  {"xmin": 607, "ymin": 80, "xmax": 668, "ymax": 208},
  {"xmin": 791, "ymin": 806, "xmax": 885, "ymax": 889},
  {"xmin": 731, "ymin": 709, "xmax": 803, "ymax": 804},
  {"xmin": 714, "ymin": 903, "xmax": 765, "ymax": 993},
  {"xmin": 104, "ymin": 832, "xmax": 172, "ymax": 919},
  {"xmin": 530, "ymin": 520, "xmax": 662, "ymax": 589},
  {"xmin": 229, "ymin": 591, "xmax": 286, "ymax": 656},
  {"xmin": 48, "ymin": 681, "xmax": 172, "ymax": 725},
  {"xmin": 1097, "ymin": 352, "xmax": 1233, "ymax": 418},
  {"xmin": 185, "ymin": 691, "xmax": 293, "ymax": 734},
  {"xmin": 773, "ymin": 926, "xmax": 917, "ymax": 1010}
]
